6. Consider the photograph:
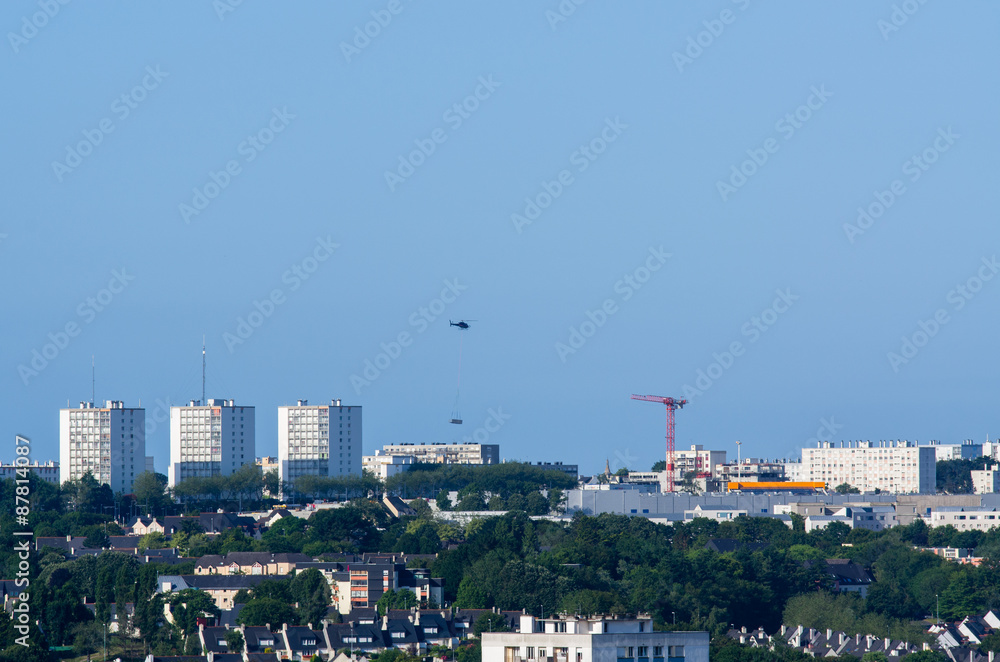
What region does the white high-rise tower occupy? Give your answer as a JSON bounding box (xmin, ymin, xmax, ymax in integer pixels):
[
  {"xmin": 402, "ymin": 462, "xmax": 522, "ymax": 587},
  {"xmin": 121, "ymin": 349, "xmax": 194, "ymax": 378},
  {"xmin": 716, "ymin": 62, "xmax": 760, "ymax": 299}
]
[
  {"xmin": 60, "ymin": 400, "xmax": 146, "ymax": 492},
  {"xmin": 168, "ymin": 399, "xmax": 255, "ymax": 486},
  {"xmin": 278, "ymin": 399, "xmax": 361, "ymax": 488}
]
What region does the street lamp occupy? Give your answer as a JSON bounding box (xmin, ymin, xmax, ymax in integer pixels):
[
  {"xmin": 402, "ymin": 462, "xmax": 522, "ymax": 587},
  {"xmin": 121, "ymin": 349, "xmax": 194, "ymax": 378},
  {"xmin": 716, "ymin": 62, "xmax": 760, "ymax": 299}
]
[
  {"xmin": 736, "ymin": 441, "xmax": 743, "ymax": 483},
  {"xmin": 672, "ymin": 612, "xmax": 676, "ymax": 626}
]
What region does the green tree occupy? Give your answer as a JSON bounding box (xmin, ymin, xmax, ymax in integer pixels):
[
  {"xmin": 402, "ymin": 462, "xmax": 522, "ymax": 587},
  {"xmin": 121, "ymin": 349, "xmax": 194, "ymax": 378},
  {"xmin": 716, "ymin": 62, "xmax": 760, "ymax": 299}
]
[
  {"xmin": 436, "ymin": 490, "xmax": 452, "ymax": 511},
  {"xmin": 225, "ymin": 629, "xmax": 245, "ymax": 653},
  {"xmin": 651, "ymin": 460, "xmax": 667, "ymax": 472},
  {"xmin": 473, "ymin": 612, "xmax": 511, "ymax": 636},
  {"xmin": 169, "ymin": 589, "xmax": 221, "ymax": 638},
  {"xmin": 377, "ymin": 588, "xmax": 418, "ymax": 616},
  {"xmin": 133, "ymin": 471, "xmax": 171, "ymax": 514},
  {"xmin": 455, "ymin": 492, "xmax": 486, "ymax": 511},
  {"xmin": 834, "ymin": 483, "xmax": 860, "ymax": 494},
  {"xmin": 138, "ymin": 531, "xmax": 168, "ymax": 551},
  {"xmin": 291, "ymin": 569, "xmax": 332, "ymax": 627},
  {"xmin": 237, "ymin": 597, "xmax": 298, "ymax": 627}
]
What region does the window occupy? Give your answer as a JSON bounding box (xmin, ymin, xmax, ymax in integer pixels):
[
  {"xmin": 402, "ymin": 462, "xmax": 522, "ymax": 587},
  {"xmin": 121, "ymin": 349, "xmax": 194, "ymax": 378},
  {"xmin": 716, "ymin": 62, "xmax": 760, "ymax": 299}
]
[
  {"xmin": 668, "ymin": 646, "xmax": 684, "ymax": 658},
  {"xmin": 654, "ymin": 647, "xmax": 663, "ymax": 657},
  {"xmin": 527, "ymin": 648, "xmax": 535, "ymax": 659},
  {"xmin": 638, "ymin": 647, "xmax": 648, "ymax": 657}
]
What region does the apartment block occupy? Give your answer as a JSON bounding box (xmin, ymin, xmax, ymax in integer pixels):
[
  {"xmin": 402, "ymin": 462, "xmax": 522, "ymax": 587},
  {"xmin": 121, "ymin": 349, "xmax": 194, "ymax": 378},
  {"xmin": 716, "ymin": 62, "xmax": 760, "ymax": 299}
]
[
  {"xmin": 168, "ymin": 399, "xmax": 255, "ymax": 486},
  {"xmin": 930, "ymin": 507, "xmax": 1000, "ymax": 531},
  {"xmin": 927, "ymin": 440, "xmax": 983, "ymax": 462},
  {"xmin": 972, "ymin": 469, "xmax": 1000, "ymax": 494},
  {"xmin": 279, "ymin": 399, "xmax": 361, "ymax": 487},
  {"xmin": 673, "ymin": 445, "xmax": 726, "ymax": 478},
  {"xmin": 379, "ymin": 442, "xmax": 499, "ymax": 465},
  {"xmin": 717, "ymin": 459, "xmax": 786, "ymax": 482},
  {"xmin": 59, "ymin": 400, "xmax": 145, "ymax": 492},
  {"xmin": 363, "ymin": 451, "xmax": 415, "ymax": 480},
  {"xmin": 0, "ymin": 460, "xmax": 59, "ymax": 484},
  {"xmin": 801, "ymin": 441, "xmax": 936, "ymax": 493},
  {"xmin": 482, "ymin": 614, "xmax": 709, "ymax": 662}
]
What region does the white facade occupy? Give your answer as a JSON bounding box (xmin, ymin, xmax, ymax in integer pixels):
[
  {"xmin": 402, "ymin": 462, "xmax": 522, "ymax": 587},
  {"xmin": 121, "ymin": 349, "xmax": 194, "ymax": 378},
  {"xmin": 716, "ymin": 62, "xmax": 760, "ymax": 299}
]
[
  {"xmin": 60, "ymin": 401, "xmax": 145, "ymax": 492},
  {"xmin": 379, "ymin": 442, "xmax": 499, "ymax": 465},
  {"xmin": 482, "ymin": 615, "xmax": 708, "ymax": 662},
  {"xmin": 927, "ymin": 440, "xmax": 983, "ymax": 462},
  {"xmin": 673, "ymin": 445, "xmax": 726, "ymax": 478},
  {"xmin": 363, "ymin": 451, "xmax": 415, "ymax": 479},
  {"xmin": 168, "ymin": 399, "xmax": 255, "ymax": 486},
  {"xmin": 783, "ymin": 461, "xmax": 805, "ymax": 482},
  {"xmin": 279, "ymin": 399, "xmax": 361, "ymax": 487},
  {"xmin": 930, "ymin": 507, "xmax": 1000, "ymax": 531},
  {"xmin": 0, "ymin": 460, "xmax": 60, "ymax": 484},
  {"xmin": 972, "ymin": 470, "xmax": 1000, "ymax": 494},
  {"xmin": 800, "ymin": 441, "xmax": 935, "ymax": 493}
]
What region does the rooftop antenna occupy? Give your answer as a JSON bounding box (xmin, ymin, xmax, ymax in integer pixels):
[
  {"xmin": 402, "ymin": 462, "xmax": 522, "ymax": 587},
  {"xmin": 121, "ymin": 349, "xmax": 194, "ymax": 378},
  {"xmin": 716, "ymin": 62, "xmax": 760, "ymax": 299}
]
[
  {"xmin": 202, "ymin": 336, "xmax": 206, "ymax": 405},
  {"xmin": 91, "ymin": 355, "xmax": 95, "ymax": 405}
]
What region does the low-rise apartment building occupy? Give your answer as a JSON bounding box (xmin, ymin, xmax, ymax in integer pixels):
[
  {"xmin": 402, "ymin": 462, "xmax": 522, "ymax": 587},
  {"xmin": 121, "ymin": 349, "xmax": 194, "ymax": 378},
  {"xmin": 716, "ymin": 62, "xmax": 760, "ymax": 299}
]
[
  {"xmin": 379, "ymin": 442, "xmax": 499, "ymax": 465},
  {"xmin": 0, "ymin": 460, "xmax": 60, "ymax": 484},
  {"xmin": 482, "ymin": 614, "xmax": 709, "ymax": 662}
]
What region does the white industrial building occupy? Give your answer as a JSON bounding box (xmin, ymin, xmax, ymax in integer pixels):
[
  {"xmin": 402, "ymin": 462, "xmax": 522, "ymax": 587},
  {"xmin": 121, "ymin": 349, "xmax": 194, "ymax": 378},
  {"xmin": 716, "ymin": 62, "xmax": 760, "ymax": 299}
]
[
  {"xmin": 800, "ymin": 441, "xmax": 936, "ymax": 494},
  {"xmin": 363, "ymin": 451, "xmax": 415, "ymax": 479},
  {"xmin": 168, "ymin": 399, "xmax": 255, "ymax": 486},
  {"xmin": 482, "ymin": 614, "xmax": 708, "ymax": 662},
  {"xmin": 60, "ymin": 400, "xmax": 146, "ymax": 492},
  {"xmin": 279, "ymin": 399, "xmax": 361, "ymax": 487},
  {"xmin": 379, "ymin": 442, "xmax": 499, "ymax": 465}
]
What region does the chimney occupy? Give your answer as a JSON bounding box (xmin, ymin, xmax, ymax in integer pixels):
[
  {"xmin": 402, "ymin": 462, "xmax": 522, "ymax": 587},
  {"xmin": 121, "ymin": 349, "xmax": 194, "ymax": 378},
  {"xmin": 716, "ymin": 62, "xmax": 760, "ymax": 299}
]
[
  {"xmin": 780, "ymin": 626, "xmax": 787, "ymax": 636},
  {"xmin": 382, "ymin": 616, "xmax": 389, "ymax": 630},
  {"xmin": 266, "ymin": 623, "xmax": 271, "ymax": 631},
  {"xmin": 827, "ymin": 629, "xmax": 832, "ymax": 639},
  {"xmin": 415, "ymin": 610, "xmax": 421, "ymax": 626}
]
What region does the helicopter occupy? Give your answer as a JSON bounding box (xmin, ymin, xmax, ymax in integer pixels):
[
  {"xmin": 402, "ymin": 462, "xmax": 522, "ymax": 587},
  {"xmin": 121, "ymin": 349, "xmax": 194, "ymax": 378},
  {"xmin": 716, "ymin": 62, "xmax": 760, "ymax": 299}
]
[{"xmin": 449, "ymin": 320, "xmax": 475, "ymax": 329}]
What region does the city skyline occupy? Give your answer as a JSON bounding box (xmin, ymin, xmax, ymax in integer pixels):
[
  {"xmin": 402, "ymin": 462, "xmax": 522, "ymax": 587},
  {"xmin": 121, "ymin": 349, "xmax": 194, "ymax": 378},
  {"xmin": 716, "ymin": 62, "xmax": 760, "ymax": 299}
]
[{"xmin": 3, "ymin": 3, "xmax": 999, "ymax": 477}]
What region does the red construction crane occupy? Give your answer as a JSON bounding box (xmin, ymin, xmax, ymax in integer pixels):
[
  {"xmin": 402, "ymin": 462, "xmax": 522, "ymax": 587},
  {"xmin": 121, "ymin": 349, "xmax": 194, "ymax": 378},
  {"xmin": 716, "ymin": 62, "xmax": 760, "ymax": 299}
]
[{"xmin": 630, "ymin": 394, "xmax": 687, "ymax": 492}]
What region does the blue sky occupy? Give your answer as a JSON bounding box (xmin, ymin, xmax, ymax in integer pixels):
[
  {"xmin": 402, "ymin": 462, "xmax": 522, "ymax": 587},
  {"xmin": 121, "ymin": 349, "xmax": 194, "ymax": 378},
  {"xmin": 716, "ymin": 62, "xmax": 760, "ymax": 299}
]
[{"xmin": 2, "ymin": 1, "xmax": 998, "ymax": 477}]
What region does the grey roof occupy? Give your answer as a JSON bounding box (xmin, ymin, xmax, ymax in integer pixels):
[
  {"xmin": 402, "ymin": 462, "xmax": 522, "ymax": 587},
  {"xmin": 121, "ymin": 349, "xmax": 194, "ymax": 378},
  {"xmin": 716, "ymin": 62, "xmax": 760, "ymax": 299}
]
[{"xmin": 182, "ymin": 574, "xmax": 288, "ymax": 590}]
